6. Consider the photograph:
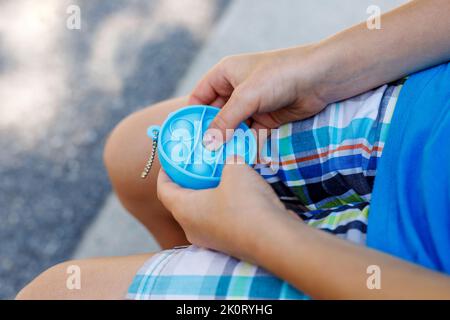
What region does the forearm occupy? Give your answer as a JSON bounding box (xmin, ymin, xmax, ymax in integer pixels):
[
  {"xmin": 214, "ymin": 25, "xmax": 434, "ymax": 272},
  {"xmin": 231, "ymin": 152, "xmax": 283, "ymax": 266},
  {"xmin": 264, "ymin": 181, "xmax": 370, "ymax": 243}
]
[
  {"xmin": 310, "ymin": 0, "xmax": 450, "ymax": 104},
  {"xmin": 251, "ymin": 215, "xmax": 450, "ymax": 299}
]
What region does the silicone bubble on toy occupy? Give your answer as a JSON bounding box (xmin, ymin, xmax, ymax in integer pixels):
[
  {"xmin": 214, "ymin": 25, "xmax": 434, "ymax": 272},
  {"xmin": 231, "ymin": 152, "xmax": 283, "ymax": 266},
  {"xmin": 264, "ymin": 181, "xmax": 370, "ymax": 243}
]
[{"xmin": 146, "ymin": 105, "xmax": 257, "ymax": 190}]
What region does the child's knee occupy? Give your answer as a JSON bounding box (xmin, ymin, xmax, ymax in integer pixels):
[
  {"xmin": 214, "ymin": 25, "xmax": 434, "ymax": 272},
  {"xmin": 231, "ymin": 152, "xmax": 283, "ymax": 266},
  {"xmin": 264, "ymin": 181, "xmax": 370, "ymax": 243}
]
[
  {"xmin": 104, "ymin": 113, "xmax": 135, "ymax": 181},
  {"xmin": 16, "ymin": 260, "xmax": 79, "ymax": 300},
  {"xmin": 104, "ymin": 97, "xmax": 188, "ymax": 200},
  {"xmin": 104, "ymin": 111, "xmax": 153, "ymax": 198}
]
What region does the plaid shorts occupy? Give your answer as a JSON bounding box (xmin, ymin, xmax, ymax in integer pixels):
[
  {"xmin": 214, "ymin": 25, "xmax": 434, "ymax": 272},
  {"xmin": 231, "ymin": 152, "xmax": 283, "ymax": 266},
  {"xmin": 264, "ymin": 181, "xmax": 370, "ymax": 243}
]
[{"xmin": 127, "ymin": 82, "xmax": 404, "ymax": 300}]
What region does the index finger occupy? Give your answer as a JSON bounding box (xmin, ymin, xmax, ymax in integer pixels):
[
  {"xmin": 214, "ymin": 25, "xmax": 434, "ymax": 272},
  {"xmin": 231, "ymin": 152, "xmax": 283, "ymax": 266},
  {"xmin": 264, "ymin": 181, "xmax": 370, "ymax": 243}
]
[{"xmin": 188, "ymin": 64, "xmax": 234, "ymax": 106}]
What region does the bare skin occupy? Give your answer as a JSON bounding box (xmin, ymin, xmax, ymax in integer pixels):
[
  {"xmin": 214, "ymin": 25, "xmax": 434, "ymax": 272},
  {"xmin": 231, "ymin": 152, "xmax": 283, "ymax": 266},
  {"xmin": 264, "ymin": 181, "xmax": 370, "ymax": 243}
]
[{"xmin": 16, "ymin": 254, "xmax": 152, "ymax": 300}]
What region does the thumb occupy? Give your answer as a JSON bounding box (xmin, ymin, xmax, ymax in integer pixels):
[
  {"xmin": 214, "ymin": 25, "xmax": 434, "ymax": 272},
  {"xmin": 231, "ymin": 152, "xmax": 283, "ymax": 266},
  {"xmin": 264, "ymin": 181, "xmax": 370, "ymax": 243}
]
[
  {"xmin": 220, "ymin": 155, "xmax": 259, "ymax": 184},
  {"xmin": 203, "ymin": 86, "xmax": 258, "ymax": 151}
]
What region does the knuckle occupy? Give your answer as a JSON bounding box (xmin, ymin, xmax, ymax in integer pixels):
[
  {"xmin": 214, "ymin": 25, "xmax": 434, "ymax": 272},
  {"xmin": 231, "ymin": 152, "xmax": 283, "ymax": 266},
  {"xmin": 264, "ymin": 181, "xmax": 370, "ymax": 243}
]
[
  {"xmin": 234, "ymin": 86, "xmax": 258, "ymax": 110},
  {"xmin": 217, "ymin": 57, "xmax": 234, "ymax": 79},
  {"xmin": 218, "ymin": 56, "xmax": 231, "ymax": 66},
  {"xmin": 233, "ymin": 86, "xmax": 250, "ymax": 102},
  {"xmin": 219, "ymin": 55, "xmax": 238, "ymax": 66},
  {"xmin": 218, "ymin": 56, "xmax": 233, "ymax": 71},
  {"xmin": 218, "ymin": 54, "xmax": 244, "ymax": 75}
]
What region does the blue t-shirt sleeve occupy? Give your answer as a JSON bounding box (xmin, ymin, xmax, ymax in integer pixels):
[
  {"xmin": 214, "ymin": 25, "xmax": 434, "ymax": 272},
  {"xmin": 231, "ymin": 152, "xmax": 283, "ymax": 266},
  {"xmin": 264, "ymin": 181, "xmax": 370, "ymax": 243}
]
[{"xmin": 368, "ymin": 62, "xmax": 450, "ymax": 273}]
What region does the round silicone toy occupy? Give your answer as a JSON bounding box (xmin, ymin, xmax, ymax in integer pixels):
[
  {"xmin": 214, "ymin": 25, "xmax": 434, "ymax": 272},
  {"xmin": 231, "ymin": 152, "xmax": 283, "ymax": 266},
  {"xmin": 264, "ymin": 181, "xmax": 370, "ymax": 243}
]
[{"xmin": 146, "ymin": 105, "xmax": 257, "ymax": 189}]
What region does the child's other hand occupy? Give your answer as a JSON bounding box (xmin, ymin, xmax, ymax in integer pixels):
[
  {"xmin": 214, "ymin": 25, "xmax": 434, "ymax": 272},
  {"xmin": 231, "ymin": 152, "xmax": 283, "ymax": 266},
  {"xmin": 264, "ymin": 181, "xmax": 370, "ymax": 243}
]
[
  {"xmin": 156, "ymin": 159, "xmax": 299, "ymax": 262},
  {"xmin": 189, "ymin": 46, "xmax": 328, "ymax": 149}
]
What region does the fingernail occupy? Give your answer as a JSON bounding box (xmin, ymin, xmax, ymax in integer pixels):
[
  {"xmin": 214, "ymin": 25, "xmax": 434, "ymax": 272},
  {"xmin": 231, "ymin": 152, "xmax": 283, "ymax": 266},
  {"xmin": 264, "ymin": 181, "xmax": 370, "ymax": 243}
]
[
  {"xmin": 202, "ymin": 131, "xmax": 221, "ymax": 151},
  {"xmin": 202, "ymin": 131, "xmax": 214, "ymax": 149}
]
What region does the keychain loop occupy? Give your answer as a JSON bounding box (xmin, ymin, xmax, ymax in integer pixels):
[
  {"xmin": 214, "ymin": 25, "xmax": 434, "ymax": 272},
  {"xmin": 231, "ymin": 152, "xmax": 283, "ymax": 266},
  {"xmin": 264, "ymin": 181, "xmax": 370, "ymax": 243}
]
[{"xmin": 141, "ymin": 129, "xmax": 159, "ymax": 179}]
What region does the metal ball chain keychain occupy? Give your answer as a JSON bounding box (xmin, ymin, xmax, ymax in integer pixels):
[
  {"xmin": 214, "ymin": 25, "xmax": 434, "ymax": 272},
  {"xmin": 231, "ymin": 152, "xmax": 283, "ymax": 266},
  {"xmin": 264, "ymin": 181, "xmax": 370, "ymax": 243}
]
[{"xmin": 141, "ymin": 129, "xmax": 159, "ymax": 179}]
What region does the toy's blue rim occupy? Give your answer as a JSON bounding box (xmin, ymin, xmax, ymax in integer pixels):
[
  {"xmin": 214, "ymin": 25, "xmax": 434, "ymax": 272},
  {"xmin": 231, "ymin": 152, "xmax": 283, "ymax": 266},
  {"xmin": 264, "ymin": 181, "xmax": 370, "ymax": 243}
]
[{"xmin": 155, "ymin": 105, "xmax": 257, "ymax": 182}]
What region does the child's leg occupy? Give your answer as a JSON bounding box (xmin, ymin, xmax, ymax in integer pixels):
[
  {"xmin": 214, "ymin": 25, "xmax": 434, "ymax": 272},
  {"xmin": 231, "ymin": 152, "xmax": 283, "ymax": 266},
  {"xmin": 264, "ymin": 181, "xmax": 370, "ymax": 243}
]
[
  {"xmin": 104, "ymin": 97, "xmax": 190, "ymax": 248},
  {"xmin": 16, "ymin": 254, "xmax": 153, "ymax": 300},
  {"xmin": 16, "ymin": 247, "xmax": 306, "ymax": 300}
]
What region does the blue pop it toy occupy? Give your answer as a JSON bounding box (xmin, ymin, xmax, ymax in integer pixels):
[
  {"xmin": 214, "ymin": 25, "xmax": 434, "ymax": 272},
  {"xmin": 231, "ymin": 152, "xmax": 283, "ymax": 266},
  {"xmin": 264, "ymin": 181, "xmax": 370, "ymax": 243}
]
[{"xmin": 146, "ymin": 105, "xmax": 257, "ymax": 189}]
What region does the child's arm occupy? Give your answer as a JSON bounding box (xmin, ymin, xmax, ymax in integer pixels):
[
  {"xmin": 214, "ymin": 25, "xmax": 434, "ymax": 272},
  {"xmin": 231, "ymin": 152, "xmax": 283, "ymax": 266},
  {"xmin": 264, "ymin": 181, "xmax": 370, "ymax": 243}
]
[
  {"xmin": 316, "ymin": 0, "xmax": 450, "ymax": 107},
  {"xmin": 254, "ymin": 214, "xmax": 450, "ymax": 299}
]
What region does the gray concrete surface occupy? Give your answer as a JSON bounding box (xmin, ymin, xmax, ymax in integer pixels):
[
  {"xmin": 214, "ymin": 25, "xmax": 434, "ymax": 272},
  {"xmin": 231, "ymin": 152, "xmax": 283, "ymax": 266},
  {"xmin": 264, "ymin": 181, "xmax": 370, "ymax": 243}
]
[
  {"xmin": 0, "ymin": 0, "xmax": 229, "ymax": 299},
  {"xmin": 72, "ymin": 195, "xmax": 159, "ymax": 259},
  {"xmin": 74, "ymin": 0, "xmax": 407, "ymax": 260}
]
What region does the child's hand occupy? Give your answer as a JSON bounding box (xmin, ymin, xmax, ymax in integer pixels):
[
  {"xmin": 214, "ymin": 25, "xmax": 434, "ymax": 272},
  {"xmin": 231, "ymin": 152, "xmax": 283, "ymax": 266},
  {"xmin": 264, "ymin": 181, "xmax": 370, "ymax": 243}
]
[
  {"xmin": 157, "ymin": 159, "xmax": 299, "ymax": 262},
  {"xmin": 189, "ymin": 46, "xmax": 328, "ymax": 149}
]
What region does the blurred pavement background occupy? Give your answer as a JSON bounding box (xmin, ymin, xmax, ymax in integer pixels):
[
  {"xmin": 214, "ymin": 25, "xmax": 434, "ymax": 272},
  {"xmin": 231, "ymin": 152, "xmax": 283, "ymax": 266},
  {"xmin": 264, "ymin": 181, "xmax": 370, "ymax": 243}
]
[
  {"xmin": 0, "ymin": 0, "xmax": 405, "ymax": 299},
  {"xmin": 0, "ymin": 0, "xmax": 229, "ymax": 299}
]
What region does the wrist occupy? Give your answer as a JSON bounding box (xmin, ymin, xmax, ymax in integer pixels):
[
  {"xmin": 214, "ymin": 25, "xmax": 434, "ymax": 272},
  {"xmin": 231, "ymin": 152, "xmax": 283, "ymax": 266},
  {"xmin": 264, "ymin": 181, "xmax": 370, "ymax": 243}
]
[
  {"xmin": 287, "ymin": 44, "xmax": 337, "ymax": 107},
  {"xmin": 247, "ymin": 209, "xmax": 305, "ymax": 265},
  {"xmin": 302, "ymin": 41, "xmax": 346, "ymax": 106}
]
